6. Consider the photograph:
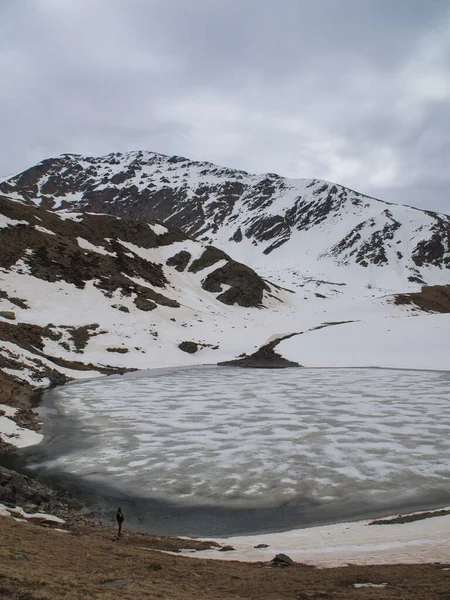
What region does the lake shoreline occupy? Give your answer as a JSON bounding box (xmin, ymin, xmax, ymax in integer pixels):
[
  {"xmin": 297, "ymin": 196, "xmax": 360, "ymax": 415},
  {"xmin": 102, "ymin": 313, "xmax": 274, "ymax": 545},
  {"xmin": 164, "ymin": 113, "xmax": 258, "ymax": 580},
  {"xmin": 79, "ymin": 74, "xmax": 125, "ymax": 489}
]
[{"xmin": 3, "ymin": 366, "xmax": 450, "ymax": 538}]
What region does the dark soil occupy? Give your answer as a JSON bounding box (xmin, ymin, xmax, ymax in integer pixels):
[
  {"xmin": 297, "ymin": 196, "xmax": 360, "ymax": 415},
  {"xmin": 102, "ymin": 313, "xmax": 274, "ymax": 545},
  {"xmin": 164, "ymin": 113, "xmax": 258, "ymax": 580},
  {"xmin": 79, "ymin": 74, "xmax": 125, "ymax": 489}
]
[{"xmin": 394, "ymin": 284, "xmax": 450, "ymax": 313}]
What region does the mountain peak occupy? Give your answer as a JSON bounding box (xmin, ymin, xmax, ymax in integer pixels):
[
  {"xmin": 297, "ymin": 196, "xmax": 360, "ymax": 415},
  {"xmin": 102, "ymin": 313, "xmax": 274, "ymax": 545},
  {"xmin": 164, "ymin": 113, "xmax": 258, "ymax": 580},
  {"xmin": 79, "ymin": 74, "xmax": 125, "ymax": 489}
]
[{"xmin": 1, "ymin": 151, "xmax": 449, "ymax": 291}]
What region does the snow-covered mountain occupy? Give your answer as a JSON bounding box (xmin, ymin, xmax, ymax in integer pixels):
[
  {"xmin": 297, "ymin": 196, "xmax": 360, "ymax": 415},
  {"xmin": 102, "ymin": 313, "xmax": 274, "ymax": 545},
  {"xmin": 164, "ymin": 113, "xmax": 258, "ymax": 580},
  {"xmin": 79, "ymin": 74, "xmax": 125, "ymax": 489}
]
[
  {"xmin": 0, "ymin": 151, "xmax": 449, "ymax": 398},
  {"xmin": 0, "ymin": 194, "xmax": 288, "ymax": 387},
  {"xmin": 1, "ymin": 151, "xmax": 449, "ymax": 292}
]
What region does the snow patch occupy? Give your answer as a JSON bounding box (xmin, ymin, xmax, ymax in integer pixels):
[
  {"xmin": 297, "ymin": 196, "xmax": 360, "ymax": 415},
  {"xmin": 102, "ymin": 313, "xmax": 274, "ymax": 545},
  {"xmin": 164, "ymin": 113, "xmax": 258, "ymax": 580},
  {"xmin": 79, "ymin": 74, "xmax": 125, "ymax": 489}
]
[
  {"xmin": 183, "ymin": 509, "xmax": 450, "ymax": 567},
  {"xmin": 77, "ymin": 237, "xmax": 115, "ymax": 256},
  {"xmin": 0, "ymin": 415, "xmax": 43, "ymax": 448},
  {"xmin": 34, "ymin": 225, "xmax": 56, "ymax": 236}
]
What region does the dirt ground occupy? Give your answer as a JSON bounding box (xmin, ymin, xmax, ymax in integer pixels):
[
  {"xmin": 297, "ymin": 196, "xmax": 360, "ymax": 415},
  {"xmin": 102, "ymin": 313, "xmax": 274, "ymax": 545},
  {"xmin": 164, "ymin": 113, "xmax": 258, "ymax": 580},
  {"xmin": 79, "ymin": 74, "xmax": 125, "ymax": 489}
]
[
  {"xmin": 1, "ymin": 516, "xmax": 449, "ymax": 600},
  {"xmin": 394, "ymin": 284, "xmax": 450, "ymax": 313}
]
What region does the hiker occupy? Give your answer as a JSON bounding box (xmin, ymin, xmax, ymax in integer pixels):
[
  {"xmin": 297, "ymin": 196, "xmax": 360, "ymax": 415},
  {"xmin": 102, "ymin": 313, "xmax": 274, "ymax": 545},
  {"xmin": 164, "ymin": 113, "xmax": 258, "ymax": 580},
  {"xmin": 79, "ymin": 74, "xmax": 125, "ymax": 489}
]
[{"xmin": 116, "ymin": 507, "xmax": 124, "ymax": 537}]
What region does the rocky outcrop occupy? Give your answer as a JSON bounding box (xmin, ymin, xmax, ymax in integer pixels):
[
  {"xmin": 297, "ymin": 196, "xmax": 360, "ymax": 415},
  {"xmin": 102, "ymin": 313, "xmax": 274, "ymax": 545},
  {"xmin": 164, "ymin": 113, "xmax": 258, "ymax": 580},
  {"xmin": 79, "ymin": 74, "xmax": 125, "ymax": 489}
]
[
  {"xmin": 220, "ymin": 334, "xmax": 300, "ymax": 368},
  {"xmin": 0, "ymin": 195, "xmax": 278, "ymax": 310},
  {"xmin": 0, "ymin": 465, "xmax": 69, "ymax": 514}
]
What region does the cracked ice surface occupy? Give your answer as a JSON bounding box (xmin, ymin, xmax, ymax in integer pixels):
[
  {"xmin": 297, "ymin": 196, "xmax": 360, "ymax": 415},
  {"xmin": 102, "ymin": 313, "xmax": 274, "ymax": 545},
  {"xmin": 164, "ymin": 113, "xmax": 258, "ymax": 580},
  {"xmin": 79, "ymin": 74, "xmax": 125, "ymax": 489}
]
[{"xmin": 33, "ymin": 367, "xmax": 450, "ymax": 511}]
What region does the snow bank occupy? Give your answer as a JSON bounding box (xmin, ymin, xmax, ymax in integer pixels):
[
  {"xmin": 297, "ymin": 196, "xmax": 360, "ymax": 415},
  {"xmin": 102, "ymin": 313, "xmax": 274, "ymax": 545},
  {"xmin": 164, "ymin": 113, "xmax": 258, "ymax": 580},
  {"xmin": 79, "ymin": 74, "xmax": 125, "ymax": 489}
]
[
  {"xmin": 277, "ymin": 314, "xmax": 450, "ymax": 371},
  {"xmin": 0, "ymin": 502, "xmax": 64, "ymax": 524},
  {"xmin": 0, "ymin": 404, "xmax": 43, "ymax": 451},
  {"xmin": 184, "ymin": 509, "xmax": 450, "ymax": 567},
  {"xmin": 0, "ymin": 412, "xmax": 43, "ymax": 448}
]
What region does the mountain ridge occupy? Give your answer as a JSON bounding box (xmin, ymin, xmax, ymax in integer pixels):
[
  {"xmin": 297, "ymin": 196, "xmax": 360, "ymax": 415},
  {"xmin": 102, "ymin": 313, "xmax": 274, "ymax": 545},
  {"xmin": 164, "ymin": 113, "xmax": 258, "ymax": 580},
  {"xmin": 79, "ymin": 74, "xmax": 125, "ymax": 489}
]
[
  {"xmin": 1, "ymin": 151, "xmax": 449, "ymax": 292},
  {"xmin": 0, "ymin": 150, "xmax": 449, "ymax": 395}
]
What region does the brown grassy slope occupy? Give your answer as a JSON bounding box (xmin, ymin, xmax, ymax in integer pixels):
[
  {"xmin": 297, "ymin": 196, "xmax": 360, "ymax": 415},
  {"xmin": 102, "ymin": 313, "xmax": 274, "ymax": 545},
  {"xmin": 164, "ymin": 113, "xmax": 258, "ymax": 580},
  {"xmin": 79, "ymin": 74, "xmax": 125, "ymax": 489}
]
[
  {"xmin": 395, "ymin": 284, "xmax": 450, "ymax": 313},
  {"xmin": 1, "ymin": 517, "xmax": 449, "ymax": 600},
  {"xmin": 0, "ymin": 371, "xmax": 35, "ymax": 410}
]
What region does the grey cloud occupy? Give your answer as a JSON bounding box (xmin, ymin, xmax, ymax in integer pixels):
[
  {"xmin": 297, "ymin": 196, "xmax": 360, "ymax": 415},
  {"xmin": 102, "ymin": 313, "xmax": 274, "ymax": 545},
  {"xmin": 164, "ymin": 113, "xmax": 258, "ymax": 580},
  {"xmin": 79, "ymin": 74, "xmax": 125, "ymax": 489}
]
[{"xmin": 1, "ymin": 0, "xmax": 449, "ymax": 213}]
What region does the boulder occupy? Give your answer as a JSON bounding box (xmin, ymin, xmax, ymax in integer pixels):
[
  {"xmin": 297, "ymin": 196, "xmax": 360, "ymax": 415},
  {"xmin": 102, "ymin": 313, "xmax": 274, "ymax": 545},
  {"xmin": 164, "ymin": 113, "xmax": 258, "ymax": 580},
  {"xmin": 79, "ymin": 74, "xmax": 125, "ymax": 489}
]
[{"xmin": 270, "ymin": 553, "xmax": 294, "ymax": 566}]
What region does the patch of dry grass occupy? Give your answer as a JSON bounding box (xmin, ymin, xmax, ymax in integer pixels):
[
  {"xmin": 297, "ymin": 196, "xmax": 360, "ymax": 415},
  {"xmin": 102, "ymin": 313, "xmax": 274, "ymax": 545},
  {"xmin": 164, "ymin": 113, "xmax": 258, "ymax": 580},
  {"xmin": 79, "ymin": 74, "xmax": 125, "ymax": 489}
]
[{"xmin": 1, "ymin": 517, "xmax": 449, "ymax": 600}]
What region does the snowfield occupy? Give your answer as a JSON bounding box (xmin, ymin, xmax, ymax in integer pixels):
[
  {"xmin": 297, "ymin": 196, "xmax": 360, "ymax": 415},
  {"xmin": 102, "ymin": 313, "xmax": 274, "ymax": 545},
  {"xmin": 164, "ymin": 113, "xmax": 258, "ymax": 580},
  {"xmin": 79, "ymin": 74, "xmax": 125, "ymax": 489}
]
[
  {"xmin": 184, "ymin": 509, "xmax": 450, "ymax": 567},
  {"xmin": 277, "ymin": 313, "xmax": 450, "ymax": 371}
]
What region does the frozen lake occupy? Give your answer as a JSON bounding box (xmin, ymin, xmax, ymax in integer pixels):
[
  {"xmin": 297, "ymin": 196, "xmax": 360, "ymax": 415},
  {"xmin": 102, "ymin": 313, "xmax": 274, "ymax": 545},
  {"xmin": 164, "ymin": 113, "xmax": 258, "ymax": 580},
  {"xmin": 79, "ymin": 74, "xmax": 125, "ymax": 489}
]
[{"xmin": 27, "ymin": 366, "xmax": 450, "ymax": 534}]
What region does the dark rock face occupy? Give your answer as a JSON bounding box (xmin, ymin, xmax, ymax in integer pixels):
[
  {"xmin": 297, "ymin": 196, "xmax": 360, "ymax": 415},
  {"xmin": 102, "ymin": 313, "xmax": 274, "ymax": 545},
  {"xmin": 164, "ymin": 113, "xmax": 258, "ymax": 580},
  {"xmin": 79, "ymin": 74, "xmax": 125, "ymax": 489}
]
[
  {"xmin": 330, "ymin": 210, "xmax": 402, "ymax": 266},
  {"xmin": 188, "ymin": 246, "xmax": 229, "ymax": 274},
  {"xmin": 0, "ymin": 466, "xmax": 68, "ymax": 514},
  {"xmin": 412, "ymin": 221, "xmax": 450, "ymax": 267},
  {"xmin": 106, "ymin": 347, "xmax": 129, "ymax": 354},
  {"xmin": 166, "ymin": 250, "xmax": 191, "ymax": 272},
  {"xmin": 202, "ymin": 260, "xmax": 271, "ymax": 307}
]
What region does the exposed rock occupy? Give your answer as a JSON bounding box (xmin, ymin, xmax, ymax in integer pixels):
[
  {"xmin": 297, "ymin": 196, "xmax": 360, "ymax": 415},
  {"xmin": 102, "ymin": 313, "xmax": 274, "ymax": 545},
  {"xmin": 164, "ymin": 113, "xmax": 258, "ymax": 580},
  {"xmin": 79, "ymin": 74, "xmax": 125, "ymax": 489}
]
[
  {"xmin": 106, "ymin": 347, "xmax": 129, "ymax": 354},
  {"xmin": 0, "ymin": 194, "xmax": 282, "ymax": 312},
  {"xmin": 0, "ymin": 371, "xmax": 38, "ymax": 410},
  {"xmin": 0, "ymin": 322, "xmax": 131, "ymax": 384},
  {"xmin": 0, "ymin": 466, "xmax": 69, "ymax": 514},
  {"xmin": 111, "ymin": 304, "xmax": 130, "ymax": 313},
  {"xmin": 166, "ymin": 250, "xmax": 192, "ymax": 272},
  {"xmin": 368, "ymin": 508, "xmax": 450, "ymax": 525},
  {"xmin": 133, "ymin": 297, "xmax": 157, "ymax": 311},
  {"xmin": 0, "ymin": 311, "xmax": 16, "ymax": 320},
  {"xmin": 219, "ymin": 334, "xmax": 300, "ymax": 368},
  {"xmin": 270, "ymin": 553, "xmax": 294, "ymax": 566},
  {"xmin": 412, "ymin": 222, "xmax": 450, "ymax": 267},
  {"xmin": 202, "ymin": 260, "xmax": 271, "ymax": 308},
  {"xmin": 188, "ymin": 246, "xmax": 228, "ymax": 274},
  {"xmin": 14, "ymin": 409, "xmax": 41, "ymax": 431},
  {"xmin": 219, "ymin": 545, "xmax": 235, "ymax": 552},
  {"xmin": 0, "ymin": 290, "xmax": 28, "ymax": 309},
  {"xmin": 178, "ymin": 341, "xmax": 199, "ymax": 354}
]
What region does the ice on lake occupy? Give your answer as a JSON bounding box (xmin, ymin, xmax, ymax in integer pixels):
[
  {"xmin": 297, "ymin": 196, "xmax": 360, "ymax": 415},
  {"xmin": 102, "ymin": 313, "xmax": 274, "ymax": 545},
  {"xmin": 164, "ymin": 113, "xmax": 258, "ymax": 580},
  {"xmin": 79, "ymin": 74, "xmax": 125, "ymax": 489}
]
[{"xmin": 33, "ymin": 367, "xmax": 450, "ymax": 512}]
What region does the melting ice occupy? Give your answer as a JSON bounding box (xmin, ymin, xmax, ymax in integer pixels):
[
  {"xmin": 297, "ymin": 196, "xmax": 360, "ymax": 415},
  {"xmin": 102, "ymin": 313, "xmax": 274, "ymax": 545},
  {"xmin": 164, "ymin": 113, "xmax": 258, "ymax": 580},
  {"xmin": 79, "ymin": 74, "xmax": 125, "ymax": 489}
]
[{"xmin": 34, "ymin": 367, "xmax": 450, "ymax": 510}]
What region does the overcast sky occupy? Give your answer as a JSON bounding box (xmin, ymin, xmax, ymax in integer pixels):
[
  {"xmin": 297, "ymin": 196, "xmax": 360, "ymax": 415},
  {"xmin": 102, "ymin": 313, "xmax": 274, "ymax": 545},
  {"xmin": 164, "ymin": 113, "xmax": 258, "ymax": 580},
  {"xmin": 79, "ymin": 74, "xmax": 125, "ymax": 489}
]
[{"xmin": 1, "ymin": 0, "xmax": 449, "ymax": 213}]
